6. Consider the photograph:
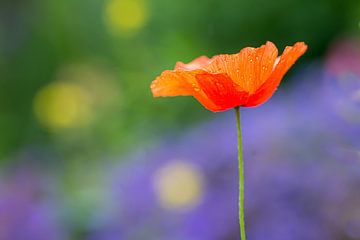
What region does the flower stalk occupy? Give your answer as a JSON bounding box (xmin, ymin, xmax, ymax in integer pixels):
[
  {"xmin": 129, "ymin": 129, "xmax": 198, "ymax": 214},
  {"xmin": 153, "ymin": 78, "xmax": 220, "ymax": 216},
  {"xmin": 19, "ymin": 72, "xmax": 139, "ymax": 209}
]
[{"xmin": 235, "ymin": 107, "xmax": 246, "ymax": 240}]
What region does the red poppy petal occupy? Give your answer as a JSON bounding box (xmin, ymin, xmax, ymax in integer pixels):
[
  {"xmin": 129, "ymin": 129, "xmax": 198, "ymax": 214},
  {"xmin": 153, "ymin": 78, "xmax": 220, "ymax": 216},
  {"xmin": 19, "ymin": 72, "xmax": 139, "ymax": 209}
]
[
  {"xmin": 245, "ymin": 42, "xmax": 308, "ymax": 107},
  {"xmin": 205, "ymin": 41, "xmax": 278, "ymax": 93},
  {"xmin": 151, "ymin": 70, "xmax": 194, "ymax": 96},
  {"xmin": 175, "ymin": 56, "xmax": 212, "ymax": 71},
  {"xmin": 196, "ymin": 73, "xmax": 249, "ymax": 111},
  {"xmin": 150, "ymin": 70, "xmax": 222, "ymax": 111}
]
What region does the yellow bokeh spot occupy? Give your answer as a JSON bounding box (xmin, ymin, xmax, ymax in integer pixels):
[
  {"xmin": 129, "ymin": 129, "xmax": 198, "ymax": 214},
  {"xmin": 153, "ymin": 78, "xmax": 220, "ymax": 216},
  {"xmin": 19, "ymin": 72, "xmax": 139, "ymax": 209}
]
[
  {"xmin": 105, "ymin": 0, "xmax": 148, "ymax": 36},
  {"xmin": 33, "ymin": 82, "xmax": 93, "ymax": 130},
  {"xmin": 153, "ymin": 160, "xmax": 204, "ymax": 210}
]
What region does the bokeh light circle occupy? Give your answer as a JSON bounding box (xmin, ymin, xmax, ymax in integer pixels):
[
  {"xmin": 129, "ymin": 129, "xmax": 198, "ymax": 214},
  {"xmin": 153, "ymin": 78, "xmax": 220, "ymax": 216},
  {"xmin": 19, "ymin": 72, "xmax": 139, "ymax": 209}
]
[{"xmin": 153, "ymin": 160, "xmax": 203, "ymax": 210}]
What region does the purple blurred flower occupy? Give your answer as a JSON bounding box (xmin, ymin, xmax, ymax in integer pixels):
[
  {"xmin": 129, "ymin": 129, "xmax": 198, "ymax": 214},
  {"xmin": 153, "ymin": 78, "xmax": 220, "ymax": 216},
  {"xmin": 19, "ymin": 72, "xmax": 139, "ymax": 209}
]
[
  {"xmin": 323, "ymin": 38, "xmax": 360, "ymax": 147},
  {"xmin": 0, "ymin": 164, "xmax": 67, "ymax": 240}
]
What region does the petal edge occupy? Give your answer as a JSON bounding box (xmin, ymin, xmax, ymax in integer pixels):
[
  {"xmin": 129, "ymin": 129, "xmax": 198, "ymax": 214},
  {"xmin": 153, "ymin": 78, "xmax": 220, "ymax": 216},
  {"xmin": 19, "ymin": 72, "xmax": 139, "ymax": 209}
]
[{"xmin": 245, "ymin": 42, "xmax": 308, "ymax": 107}]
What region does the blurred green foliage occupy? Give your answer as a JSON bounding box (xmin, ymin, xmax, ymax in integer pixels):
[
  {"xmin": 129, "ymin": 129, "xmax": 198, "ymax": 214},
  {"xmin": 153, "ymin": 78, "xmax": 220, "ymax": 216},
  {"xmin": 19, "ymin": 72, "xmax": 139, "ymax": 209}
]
[{"xmin": 0, "ymin": 0, "xmax": 359, "ymax": 162}]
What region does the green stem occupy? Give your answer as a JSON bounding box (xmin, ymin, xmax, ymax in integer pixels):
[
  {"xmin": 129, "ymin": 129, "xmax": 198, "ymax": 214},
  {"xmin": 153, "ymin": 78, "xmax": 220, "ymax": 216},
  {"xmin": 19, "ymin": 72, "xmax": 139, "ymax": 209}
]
[{"xmin": 235, "ymin": 107, "xmax": 246, "ymax": 240}]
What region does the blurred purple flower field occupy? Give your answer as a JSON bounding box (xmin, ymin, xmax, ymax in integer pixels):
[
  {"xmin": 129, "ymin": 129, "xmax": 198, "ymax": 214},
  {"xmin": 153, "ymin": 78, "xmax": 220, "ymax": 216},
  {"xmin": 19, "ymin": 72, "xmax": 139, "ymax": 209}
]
[{"xmin": 0, "ymin": 165, "xmax": 66, "ymax": 240}]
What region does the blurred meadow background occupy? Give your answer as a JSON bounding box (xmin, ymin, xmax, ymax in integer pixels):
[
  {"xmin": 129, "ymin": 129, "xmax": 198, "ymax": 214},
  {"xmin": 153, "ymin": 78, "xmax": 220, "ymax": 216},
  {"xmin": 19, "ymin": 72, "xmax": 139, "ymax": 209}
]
[{"xmin": 0, "ymin": 0, "xmax": 360, "ymax": 239}]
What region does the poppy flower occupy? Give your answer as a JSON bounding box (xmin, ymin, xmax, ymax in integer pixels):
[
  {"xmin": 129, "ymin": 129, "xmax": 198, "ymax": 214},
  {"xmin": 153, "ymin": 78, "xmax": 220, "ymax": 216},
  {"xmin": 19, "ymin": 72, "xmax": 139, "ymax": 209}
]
[{"xmin": 150, "ymin": 41, "xmax": 307, "ymax": 112}]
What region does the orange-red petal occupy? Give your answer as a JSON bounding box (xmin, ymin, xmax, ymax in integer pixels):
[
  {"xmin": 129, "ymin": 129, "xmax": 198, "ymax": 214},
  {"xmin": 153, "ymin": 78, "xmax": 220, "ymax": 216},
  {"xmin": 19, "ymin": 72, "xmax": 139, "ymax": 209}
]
[
  {"xmin": 175, "ymin": 56, "xmax": 211, "ymax": 71},
  {"xmin": 151, "ymin": 70, "xmax": 195, "ymax": 97},
  {"xmin": 205, "ymin": 41, "xmax": 278, "ymax": 93},
  {"xmin": 245, "ymin": 42, "xmax": 308, "ymax": 107},
  {"xmin": 196, "ymin": 73, "xmax": 249, "ymax": 111},
  {"xmin": 150, "ymin": 70, "xmax": 223, "ymax": 111}
]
